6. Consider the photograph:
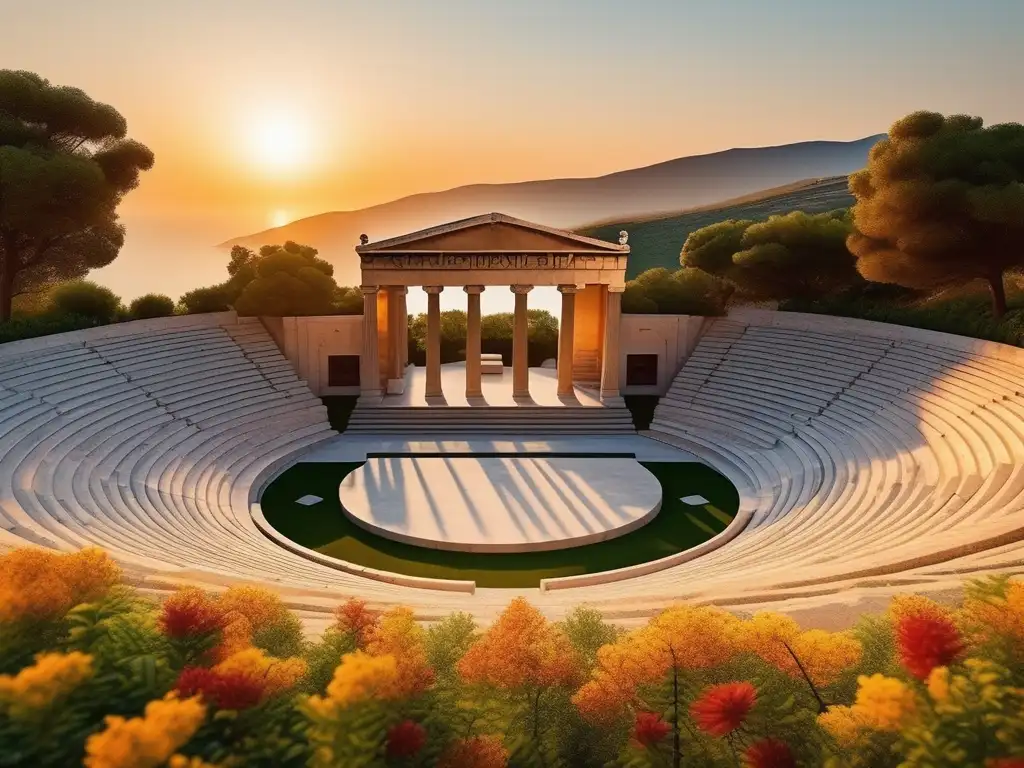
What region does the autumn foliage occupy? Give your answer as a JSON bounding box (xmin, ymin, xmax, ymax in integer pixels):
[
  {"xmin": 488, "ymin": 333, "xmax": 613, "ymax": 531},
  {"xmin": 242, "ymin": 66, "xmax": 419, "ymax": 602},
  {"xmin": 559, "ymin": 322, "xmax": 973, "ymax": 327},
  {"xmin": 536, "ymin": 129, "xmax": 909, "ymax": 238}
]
[{"xmin": 2, "ymin": 546, "xmax": 1024, "ymax": 767}]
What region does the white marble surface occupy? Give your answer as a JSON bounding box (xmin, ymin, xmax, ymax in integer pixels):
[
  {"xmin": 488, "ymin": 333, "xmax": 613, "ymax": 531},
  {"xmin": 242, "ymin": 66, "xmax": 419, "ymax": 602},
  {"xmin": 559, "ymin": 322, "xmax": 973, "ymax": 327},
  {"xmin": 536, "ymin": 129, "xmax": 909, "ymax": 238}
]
[
  {"xmin": 303, "ymin": 433, "xmax": 699, "ymax": 463},
  {"xmin": 339, "ymin": 456, "xmax": 662, "ymax": 552},
  {"xmin": 373, "ymin": 363, "xmax": 604, "ymax": 407}
]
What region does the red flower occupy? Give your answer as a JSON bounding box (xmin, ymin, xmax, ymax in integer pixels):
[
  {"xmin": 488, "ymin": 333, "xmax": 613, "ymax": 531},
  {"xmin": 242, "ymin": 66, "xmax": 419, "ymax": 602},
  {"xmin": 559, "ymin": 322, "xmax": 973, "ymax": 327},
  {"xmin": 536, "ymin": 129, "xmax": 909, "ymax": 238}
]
[
  {"xmin": 986, "ymin": 761, "xmax": 1024, "ymax": 768},
  {"xmin": 745, "ymin": 739, "xmax": 796, "ymax": 768},
  {"xmin": 386, "ymin": 720, "xmax": 427, "ymax": 758},
  {"xmin": 160, "ymin": 590, "xmax": 224, "ymax": 638},
  {"xmin": 633, "ymin": 711, "xmax": 671, "ymax": 746},
  {"xmin": 897, "ymin": 614, "xmax": 964, "ymax": 680},
  {"xmin": 174, "ymin": 666, "xmax": 265, "ymax": 710},
  {"xmin": 175, "ymin": 666, "xmax": 219, "ymax": 698},
  {"xmin": 690, "ymin": 682, "xmax": 757, "ymax": 737}
]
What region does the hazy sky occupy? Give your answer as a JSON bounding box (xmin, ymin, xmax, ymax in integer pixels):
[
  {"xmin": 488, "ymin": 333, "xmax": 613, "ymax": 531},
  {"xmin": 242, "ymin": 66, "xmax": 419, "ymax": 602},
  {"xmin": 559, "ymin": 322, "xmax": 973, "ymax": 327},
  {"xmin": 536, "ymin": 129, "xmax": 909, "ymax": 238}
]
[{"xmin": 4, "ymin": 0, "xmax": 1023, "ymax": 303}]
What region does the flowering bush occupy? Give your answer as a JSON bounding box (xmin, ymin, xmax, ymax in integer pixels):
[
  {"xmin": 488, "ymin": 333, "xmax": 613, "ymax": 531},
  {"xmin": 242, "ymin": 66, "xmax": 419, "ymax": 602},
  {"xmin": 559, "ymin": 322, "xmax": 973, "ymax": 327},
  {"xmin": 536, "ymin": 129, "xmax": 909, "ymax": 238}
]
[{"xmin": 1, "ymin": 545, "xmax": 1023, "ymax": 767}]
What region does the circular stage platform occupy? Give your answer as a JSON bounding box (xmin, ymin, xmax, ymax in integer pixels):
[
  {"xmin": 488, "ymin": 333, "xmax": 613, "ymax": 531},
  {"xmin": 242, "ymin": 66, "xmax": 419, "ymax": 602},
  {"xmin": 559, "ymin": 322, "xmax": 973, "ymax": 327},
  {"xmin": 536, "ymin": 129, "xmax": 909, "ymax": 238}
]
[{"xmin": 338, "ymin": 456, "xmax": 663, "ymax": 553}]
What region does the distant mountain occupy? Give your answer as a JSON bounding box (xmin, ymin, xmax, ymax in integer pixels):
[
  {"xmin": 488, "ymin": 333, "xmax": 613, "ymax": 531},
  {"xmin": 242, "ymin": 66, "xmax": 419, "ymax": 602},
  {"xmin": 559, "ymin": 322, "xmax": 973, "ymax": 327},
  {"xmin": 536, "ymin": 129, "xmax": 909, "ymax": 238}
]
[
  {"xmin": 222, "ymin": 135, "xmax": 883, "ymax": 285},
  {"xmin": 580, "ymin": 176, "xmax": 856, "ymax": 278}
]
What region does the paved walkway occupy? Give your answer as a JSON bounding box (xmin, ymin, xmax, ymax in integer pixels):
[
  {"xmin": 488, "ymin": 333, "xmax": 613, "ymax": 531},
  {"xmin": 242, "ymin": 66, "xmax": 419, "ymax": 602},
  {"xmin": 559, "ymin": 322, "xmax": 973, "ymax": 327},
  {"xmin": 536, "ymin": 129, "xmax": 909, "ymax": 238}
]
[{"xmin": 378, "ymin": 363, "xmax": 604, "ymax": 407}]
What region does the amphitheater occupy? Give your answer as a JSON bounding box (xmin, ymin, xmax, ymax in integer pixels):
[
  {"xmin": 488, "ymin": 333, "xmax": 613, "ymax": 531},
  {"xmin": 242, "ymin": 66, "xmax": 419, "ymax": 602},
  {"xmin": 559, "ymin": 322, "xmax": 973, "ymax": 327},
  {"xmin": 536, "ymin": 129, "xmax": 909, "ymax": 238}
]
[{"xmin": 2, "ymin": 302, "xmax": 1023, "ymax": 633}]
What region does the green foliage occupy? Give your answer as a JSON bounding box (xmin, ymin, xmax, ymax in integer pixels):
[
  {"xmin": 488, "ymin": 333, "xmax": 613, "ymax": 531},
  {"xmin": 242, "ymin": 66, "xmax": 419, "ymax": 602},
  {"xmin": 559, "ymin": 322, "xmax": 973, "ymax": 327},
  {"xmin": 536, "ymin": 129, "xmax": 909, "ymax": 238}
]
[
  {"xmin": 622, "ymin": 267, "xmax": 733, "ymax": 315},
  {"xmin": 558, "ymin": 607, "xmax": 619, "ymax": 671},
  {"xmin": 0, "ymin": 312, "xmax": 101, "ymax": 343},
  {"xmin": 334, "ymin": 285, "xmax": 363, "ymax": 315},
  {"xmin": 48, "ymin": 279, "xmax": 122, "ymax": 323},
  {"xmin": 128, "ymin": 292, "xmax": 175, "ymax": 319},
  {"xmin": 681, "ymin": 210, "xmax": 859, "ymax": 302},
  {"xmin": 0, "ymin": 70, "xmax": 153, "ymax": 320},
  {"xmin": 425, "ymin": 613, "xmax": 477, "ymax": 681},
  {"xmin": 581, "ymin": 177, "xmax": 855, "ymax": 278},
  {"xmin": 848, "ymin": 111, "xmax": 1024, "ymax": 317},
  {"xmin": 234, "ymin": 242, "xmax": 337, "ymax": 317},
  {"xmin": 252, "ymin": 611, "xmax": 305, "ymax": 659},
  {"xmin": 178, "ymin": 283, "xmax": 233, "ymax": 314},
  {"xmin": 301, "ymin": 628, "xmax": 357, "ymax": 695},
  {"xmin": 784, "ymin": 276, "xmax": 1024, "ymax": 346},
  {"xmin": 408, "ymin": 308, "xmax": 560, "ymax": 366}
]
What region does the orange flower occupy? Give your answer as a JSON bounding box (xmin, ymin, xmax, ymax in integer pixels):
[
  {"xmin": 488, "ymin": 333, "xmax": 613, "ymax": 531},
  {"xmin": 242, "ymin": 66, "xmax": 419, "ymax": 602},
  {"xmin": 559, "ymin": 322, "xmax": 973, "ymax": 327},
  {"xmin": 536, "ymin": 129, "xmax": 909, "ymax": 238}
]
[
  {"xmin": 438, "ymin": 735, "xmax": 508, "ymax": 768},
  {"xmin": 574, "ymin": 605, "xmax": 741, "ymax": 724},
  {"xmin": 0, "ymin": 547, "xmax": 120, "ymax": 623},
  {"xmin": 896, "ymin": 613, "xmax": 964, "ymax": 680},
  {"xmin": 633, "ymin": 711, "xmax": 671, "ymax": 746},
  {"xmin": 334, "ymin": 598, "xmax": 378, "ymax": 646},
  {"xmin": 365, "ymin": 607, "xmax": 434, "ymax": 698},
  {"xmin": 690, "ymin": 682, "xmax": 757, "ymax": 737},
  {"xmin": 459, "ymin": 598, "xmax": 579, "ymax": 690},
  {"xmin": 744, "ymin": 739, "xmax": 795, "ymax": 768}
]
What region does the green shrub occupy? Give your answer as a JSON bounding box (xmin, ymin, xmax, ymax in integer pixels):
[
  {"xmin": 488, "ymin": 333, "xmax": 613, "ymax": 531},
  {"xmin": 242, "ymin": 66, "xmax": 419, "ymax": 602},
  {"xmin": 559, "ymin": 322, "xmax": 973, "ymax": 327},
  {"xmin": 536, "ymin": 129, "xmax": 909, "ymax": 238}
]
[
  {"xmin": 0, "ymin": 314, "xmax": 101, "ymax": 344},
  {"xmin": 128, "ymin": 293, "xmax": 175, "ymax": 320},
  {"xmin": 48, "ymin": 281, "xmax": 122, "ymax": 324},
  {"xmin": 622, "ymin": 266, "xmax": 733, "ymax": 315},
  {"xmin": 178, "ymin": 284, "xmax": 233, "ymax": 314}
]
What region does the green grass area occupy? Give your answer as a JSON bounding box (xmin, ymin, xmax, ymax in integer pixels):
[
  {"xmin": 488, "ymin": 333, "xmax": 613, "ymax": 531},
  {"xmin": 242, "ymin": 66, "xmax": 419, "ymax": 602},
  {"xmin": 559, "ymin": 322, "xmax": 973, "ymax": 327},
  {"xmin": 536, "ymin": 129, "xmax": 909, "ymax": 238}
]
[
  {"xmin": 260, "ymin": 460, "xmax": 738, "ymax": 588},
  {"xmin": 579, "ymin": 177, "xmax": 853, "ymax": 278}
]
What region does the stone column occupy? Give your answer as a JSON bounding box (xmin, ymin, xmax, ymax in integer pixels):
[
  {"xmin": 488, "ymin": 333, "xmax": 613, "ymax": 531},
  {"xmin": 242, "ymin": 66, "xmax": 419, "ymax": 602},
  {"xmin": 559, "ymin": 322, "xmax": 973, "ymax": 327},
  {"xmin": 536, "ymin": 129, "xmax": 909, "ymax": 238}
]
[
  {"xmin": 600, "ymin": 286, "xmax": 624, "ymax": 402},
  {"xmin": 360, "ymin": 285, "xmax": 381, "ymax": 398},
  {"xmin": 398, "ymin": 288, "xmax": 409, "ymax": 370},
  {"xmin": 387, "ymin": 286, "xmax": 407, "ymax": 393},
  {"xmin": 556, "ymin": 285, "xmax": 578, "ymax": 397},
  {"xmin": 464, "ymin": 285, "xmax": 485, "ymax": 399},
  {"xmin": 511, "ymin": 284, "xmax": 533, "ymax": 399},
  {"xmin": 424, "ymin": 286, "xmax": 444, "ymax": 399}
]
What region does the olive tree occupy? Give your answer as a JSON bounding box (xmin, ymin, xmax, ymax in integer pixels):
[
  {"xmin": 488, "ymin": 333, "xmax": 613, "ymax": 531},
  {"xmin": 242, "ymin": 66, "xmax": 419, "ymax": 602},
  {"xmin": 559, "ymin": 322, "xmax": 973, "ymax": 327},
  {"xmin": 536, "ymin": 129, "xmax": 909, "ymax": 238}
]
[{"xmin": 848, "ymin": 111, "xmax": 1024, "ymax": 317}]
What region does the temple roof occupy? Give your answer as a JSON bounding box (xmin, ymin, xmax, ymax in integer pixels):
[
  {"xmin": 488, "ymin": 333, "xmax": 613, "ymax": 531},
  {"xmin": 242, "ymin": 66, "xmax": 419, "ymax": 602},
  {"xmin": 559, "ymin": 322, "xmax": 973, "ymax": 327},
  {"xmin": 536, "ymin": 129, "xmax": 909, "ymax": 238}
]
[{"xmin": 355, "ymin": 212, "xmax": 629, "ymax": 254}]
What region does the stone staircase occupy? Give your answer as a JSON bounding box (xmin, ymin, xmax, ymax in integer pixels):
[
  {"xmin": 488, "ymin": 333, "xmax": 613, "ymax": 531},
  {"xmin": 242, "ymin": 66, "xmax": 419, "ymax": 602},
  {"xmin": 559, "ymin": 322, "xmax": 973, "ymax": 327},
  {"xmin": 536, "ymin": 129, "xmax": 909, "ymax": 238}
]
[
  {"xmin": 573, "ymin": 350, "xmax": 601, "ymax": 384},
  {"xmin": 345, "ymin": 402, "xmax": 635, "ymax": 434}
]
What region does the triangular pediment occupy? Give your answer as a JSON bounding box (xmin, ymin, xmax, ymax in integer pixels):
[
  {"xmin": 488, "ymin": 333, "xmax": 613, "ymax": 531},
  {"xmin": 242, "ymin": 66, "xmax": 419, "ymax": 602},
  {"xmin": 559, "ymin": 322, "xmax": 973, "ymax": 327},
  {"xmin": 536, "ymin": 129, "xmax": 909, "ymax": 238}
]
[{"xmin": 356, "ymin": 213, "xmax": 628, "ymax": 254}]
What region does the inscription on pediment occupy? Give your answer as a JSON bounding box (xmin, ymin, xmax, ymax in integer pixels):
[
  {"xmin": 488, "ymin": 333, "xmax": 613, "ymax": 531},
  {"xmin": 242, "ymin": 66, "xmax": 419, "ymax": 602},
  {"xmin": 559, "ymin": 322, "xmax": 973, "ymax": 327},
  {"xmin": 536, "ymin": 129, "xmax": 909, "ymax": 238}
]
[{"xmin": 359, "ymin": 253, "xmax": 616, "ymax": 270}]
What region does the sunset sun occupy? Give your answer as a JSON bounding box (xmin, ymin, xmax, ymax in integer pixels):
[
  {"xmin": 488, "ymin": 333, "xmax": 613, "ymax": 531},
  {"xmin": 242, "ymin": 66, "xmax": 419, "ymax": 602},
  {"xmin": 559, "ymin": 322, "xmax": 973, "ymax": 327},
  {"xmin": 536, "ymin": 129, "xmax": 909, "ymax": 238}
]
[{"xmin": 248, "ymin": 112, "xmax": 310, "ymax": 171}]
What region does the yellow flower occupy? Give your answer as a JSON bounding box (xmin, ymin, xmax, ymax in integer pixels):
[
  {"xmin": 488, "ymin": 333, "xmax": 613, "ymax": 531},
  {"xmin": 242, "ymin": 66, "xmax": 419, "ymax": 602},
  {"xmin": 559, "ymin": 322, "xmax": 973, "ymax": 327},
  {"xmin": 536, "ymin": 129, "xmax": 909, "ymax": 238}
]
[
  {"xmin": 213, "ymin": 647, "xmax": 307, "ymax": 696},
  {"xmin": 0, "ymin": 651, "xmax": 93, "ymax": 719},
  {"xmin": 84, "ymin": 694, "xmax": 206, "ymax": 768},
  {"xmin": 817, "ymin": 705, "xmax": 868, "ymax": 748},
  {"xmin": 888, "ymin": 594, "xmax": 955, "ymax": 624},
  {"xmin": 927, "ymin": 666, "xmax": 950, "ymax": 704},
  {"xmin": 318, "ymin": 651, "xmax": 402, "ymax": 708},
  {"xmin": 962, "ymin": 581, "xmax": 1024, "ymax": 647},
  {"xmin": 851, "ymin": 674, "xmax": 917, "ymax": 731},
  {"xmin": 218, "ymin": 585, "xmax": 290, "ymax": 628}
]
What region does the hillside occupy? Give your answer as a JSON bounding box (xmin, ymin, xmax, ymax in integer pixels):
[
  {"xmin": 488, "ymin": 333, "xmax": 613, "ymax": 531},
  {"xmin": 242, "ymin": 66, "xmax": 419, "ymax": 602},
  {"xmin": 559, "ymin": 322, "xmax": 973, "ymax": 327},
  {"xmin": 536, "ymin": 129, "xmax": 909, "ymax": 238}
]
[
  {"xmin": 580, "ymin": 175, "xmax": 856, "ymax": 278},
  {"xmin": 222, "ymin": 135, "xmax": 881, "ymax": 285}
]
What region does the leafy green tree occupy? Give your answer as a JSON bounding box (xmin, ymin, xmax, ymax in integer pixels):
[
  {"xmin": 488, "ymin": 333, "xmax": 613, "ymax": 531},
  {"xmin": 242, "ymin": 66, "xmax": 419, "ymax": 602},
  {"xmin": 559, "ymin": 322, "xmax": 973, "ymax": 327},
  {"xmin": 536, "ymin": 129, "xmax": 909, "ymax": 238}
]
[
  {"xmin": 232, "ymin": 242, "xmax": 337, "ymax": 317},
  {"xmin": 128, "ymin": 293, "xmax": 174, "ymax": 320},
  {"xmin": 0, "ymin": 70, "xmax": 153, "ymax": 320},
  {"xmin": 622, "ymin": 267, "xmax": 733, "ymax": 315},
  {"xmin": 681, "ymin": 210, "xmax": 859, "ymax": 302},
  {"xmin": 848, "ymin": 111, "xmax": 1024, "ymax": 318},
  {"xmin": 729, "ymin": 210, "xmax": 859, "ymax": 301},
  {"xmin": 679, "ymin": 219, "xmax": 753, "ymax": 274},
  {"xmin": 49, "ymin": 280, "xmax": 122, "ymax": 324}
]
